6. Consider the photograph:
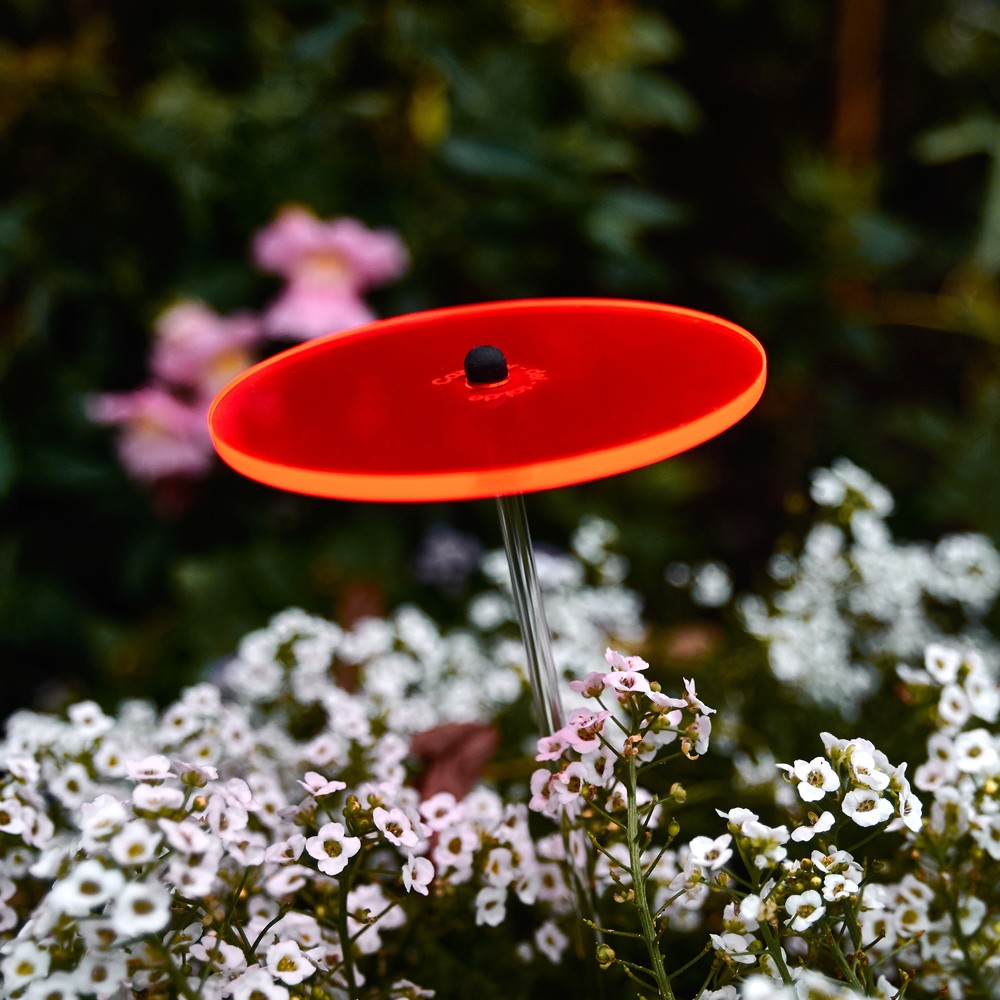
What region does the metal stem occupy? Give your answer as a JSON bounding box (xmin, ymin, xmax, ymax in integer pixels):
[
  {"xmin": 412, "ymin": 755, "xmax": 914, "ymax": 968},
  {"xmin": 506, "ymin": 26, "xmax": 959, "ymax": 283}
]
[{"xmin": 495, "ymin": 493, "xmax": 565, "ymax": 735}]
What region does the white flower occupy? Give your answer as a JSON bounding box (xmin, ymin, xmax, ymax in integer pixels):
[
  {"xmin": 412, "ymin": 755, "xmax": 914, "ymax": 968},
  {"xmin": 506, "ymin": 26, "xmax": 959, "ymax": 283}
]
[
  {"xmin": 110, "ymin": 821, "xmax": 163, "ymax": 866},
  {"xmin": 264, "ymin": 834, "xmax": 306, "ymax": 864},
  {"xmin": 953, "ymin": 729, "xmax": 999, "ymax": 773},
  {"xmin": 190, "ymin": 931, "xmax": 247, "ymax": 972},
  {"xmin": 159, "ymin": 817, "xmax": 213, "ymax": 855},
  {"xmin": 841, "ymin": 788, "xmax": 894, "ymax": 828},
  {"xmin": 373, "ymin": 806, "xmax": 420, "ymax": 848},
  {"xmin": 0, "ymin": 797, "xmax": 25, "ymax": 834},
  {"xmin": 822, "ymin": 873, "xmax": 859, "ymax": 901},
  {"xmin": 849, "ymin": 749, "xmax": 889, "ymax": 791},
  {"xmin": 125, "ymin": 754, "xmax": 173, "ymax": 782},
  {"xmin": 50, "ymin": 859, "xmax": 125, "ymax": 916},
  {"xmin": 957, "ymin": 895, "xmax": 987, "ymax": 936},
  {"xmin": 229, "ymin": 968, "xmax": 290, "ymax": 1000},
  {"xmin": 534, "ymin": 919, "xmax": 569, "ymax": 963},
  {"xmin": 68, "ymin": 699, "xmax": 114, "ymax": 738},
  {"xmin": 79, "ymin": 794, "xmax": 129, "ymax": 847},
  {"xmin": 266, "ymin": 940, "xmax": 315, "ymax": 986},
  {"xmin": 419, "ymin": 792, "xmax": 461, "ymax": 832},
  {"xmin": 939, "ymin": 684, "xmax": 972, "ymax": 728},
  {"xmin": 111, "ymin": 880, "xmax": 172, "ymax": 936},
  {"xmin": 924, "ymin": 644, "xmax": 962, "ymax": 684},
  {"xmin": 132, "ymin": 783, "xmax": 185, "ymax": 813},
  {"xmin": 49, "ymin": 762, "xmax": 93, "ymax": 807},
  {"xmin": 790, "ymin": 810, "xmax": 835, "ymax": 843},
  {"xmin": 1, "ymin": 940, "xmax": 51, "ymax": 992},
  {"xmin": 688, "ymin": 834, "xmax": 733, "ymax": 871},
  {"xmin": 20, "ymin": 971, "xmax": 83, "ymax": 999},
  {"xmin": 781, "ymin": 756, "xmax": 840, "ymax": 802},
  {"xmin": 402, "ymin": 854, "xmax": 434, "ymax": 895},
  {"xmin": 474, "ymin": 885, "xmax": 507, "ymax": 926},
  {"xmin": 785, "ymin": 889, "xmax": 825, "ymax": 931},
  {"xmin": 297, "ymin": 771, "xmax": 347, "ymax": 798},
  {"xmin": 305, "ymin": 822, "xmax": 361, "ymax": 876},
  {"xmin": 709, "ymin": 931, "xmax": 756, "ymax": 964}
]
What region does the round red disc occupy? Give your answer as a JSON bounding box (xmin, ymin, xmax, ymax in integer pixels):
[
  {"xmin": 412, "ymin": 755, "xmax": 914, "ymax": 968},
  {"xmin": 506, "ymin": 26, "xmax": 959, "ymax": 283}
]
[{"xmin": 208, "ymin": 298, "xmax": 766, "ymax": 502}]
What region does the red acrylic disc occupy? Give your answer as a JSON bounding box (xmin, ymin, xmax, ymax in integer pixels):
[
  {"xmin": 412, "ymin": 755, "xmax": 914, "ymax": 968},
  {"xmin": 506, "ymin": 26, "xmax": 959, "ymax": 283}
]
[{"xmin": 208, "ymin": 298, "xmax": 766, "ymax": 502}]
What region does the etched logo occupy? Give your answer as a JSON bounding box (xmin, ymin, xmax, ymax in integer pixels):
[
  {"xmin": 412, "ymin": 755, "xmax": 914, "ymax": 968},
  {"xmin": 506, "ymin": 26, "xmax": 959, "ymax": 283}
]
[{"xmin": 433, "ymin": 363, "xmax": 548, "ymax": 402}]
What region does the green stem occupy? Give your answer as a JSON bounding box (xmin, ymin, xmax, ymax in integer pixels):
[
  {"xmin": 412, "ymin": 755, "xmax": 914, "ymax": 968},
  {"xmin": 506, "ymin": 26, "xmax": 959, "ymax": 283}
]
[
  {"xmin": 927, "ymin": 836, "xmax": 994, "ymax": 997},
  {"xmin": 155, "ymin": 938, "xmax": 200, "ymax": 1000},
  {"xmin": 582, "ymin": 919, "xmax": 643, "ymax": 940},
  {"xmin": 627, "ymin": 754, "xmax": 674, "ymax": 1000},
  {"xmin": 826, "ymin": 924, "xmax": 866, "ymax": 994},
  {"xmin": 665, "ymin": 943, "xmax": 712, "ymax": 983},
  {"xmin": 339, "ymin": 868, "xmax": 361, "ymax": 999}
]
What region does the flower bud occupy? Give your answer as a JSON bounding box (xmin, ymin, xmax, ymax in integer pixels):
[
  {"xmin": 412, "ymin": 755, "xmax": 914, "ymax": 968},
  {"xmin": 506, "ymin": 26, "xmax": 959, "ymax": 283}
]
[
  {"xmin": 669, "ymin": 782, "xmax": 686, "ymax": 803},
  {"xmin": 667, "ymin": 818, "xmax": 681, "ymax": 838},
  {"xmin": 596, "ymin": 943, "xmax": 617, "ymax": 969}
]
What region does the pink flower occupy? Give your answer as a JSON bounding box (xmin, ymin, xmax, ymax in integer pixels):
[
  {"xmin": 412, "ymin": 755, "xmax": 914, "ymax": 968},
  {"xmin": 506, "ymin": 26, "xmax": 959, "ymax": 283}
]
[
  {"xmin": 150, "ymin": 301, "xmax": 260, "ymax": 398},
  {"xmin": 261, "ymin": 284, "xmax": 376, "ymax": 341},
  {"xmin": 253, "ymin": 208, "xmax": 408, "ymax": 341},
  {"xmin": 253, "ymin": 208, "xmax": 408, "ymax": 291},
  {"xmin": 563, "ymin": 709, "xmax": 612, "ymax": 754},
  {"xmin": 87, "ymin": 386, "xmax": 213, "ymax": 482},
  {"xmin": 535, "ymin": 732, "xmax": 569, "ymax": 762},
  {"xmin": 568, "ymin": 672, "xmax": 606, "ymax": 697},
  {"xmin": 604, "ymin": 648, "xmax": 650, "ymax": 673}
]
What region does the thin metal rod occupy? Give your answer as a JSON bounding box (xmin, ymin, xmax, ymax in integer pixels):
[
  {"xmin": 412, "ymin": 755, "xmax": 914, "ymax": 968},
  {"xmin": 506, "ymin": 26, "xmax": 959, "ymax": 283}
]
[{"xmin": 495, "ymin": 493, "xmax": 565, "ymax": 735}]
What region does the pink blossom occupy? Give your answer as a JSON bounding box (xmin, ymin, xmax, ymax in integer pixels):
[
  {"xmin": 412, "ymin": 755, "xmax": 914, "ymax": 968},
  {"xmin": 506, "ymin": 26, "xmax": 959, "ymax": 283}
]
[
  {"xmin": 253, "ymin": 207, "xmax": 408, "ymax": 290},
  {"xmin": 87, "ymin": 386, "xmax": 213, "ymax": 482},
  {"xmin": 535, "ymin": 732, "xmax": 569, "ymax": 762},
  {"xmin": 150, "ymin": 301, "xmax": 260, "ymax": 398},
  {"xmin": 261, "ymin": 284, "xmax": 376, "ymax": 341},
  {"xmin": 604, "ymin": 648, "xmax": 650, "ymax": 673},
  {"xmin": 603, "ymin": 669, "xmax": 652, "ymax": 696},
  {"xmin": 568, "ymin": 671, "xmax": 607, "ymax": 697},
  {"xmin": 563, "ymin": 708, "xmax": 612, "ymax": 754}
]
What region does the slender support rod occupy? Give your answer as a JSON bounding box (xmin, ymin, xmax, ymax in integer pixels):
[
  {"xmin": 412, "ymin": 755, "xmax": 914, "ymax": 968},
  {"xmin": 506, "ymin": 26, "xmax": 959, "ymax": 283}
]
[{"xmin": 495, "ymin": 492, "xmax": 565, "ymax": 735}]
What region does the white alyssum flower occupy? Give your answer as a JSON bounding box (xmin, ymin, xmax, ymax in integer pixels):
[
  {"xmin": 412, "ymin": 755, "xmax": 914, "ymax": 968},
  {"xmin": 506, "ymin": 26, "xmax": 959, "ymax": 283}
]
[
  {"xmin": 305, "ymin": 822, "xmax": 361, "ymax": 876},
  {"xmin": 373, "ymin": 806, "xmax": 420, "ymax": 848},
  {"xmin": 841, "ymin": 788, "xmax": 894, "ymax": 828},
  {"xmin": 266, "ymin": 940, "xmax": 316, "ymax": 986},
  {"xmin": 402, "ymin": 854, "xmax": 435, "ymax": 895},
  {"xmin": 785, "ymin": 889, "xmax": 825, "ymax": 932},
  {"xmin": 688, "ymin": 834, "xmax": 733, "ymax": 871},
  {"xmin": 1, "ymin": 940, "xmax": 51, "ymax": 992},
  {"xmin": 534, "ymin": 919, "xmax": 570, "ymax": 963},
  {"xmin": 49, "ymin": 858, "xmax": 125, "ymax": 916},
  {"xmin": 779, "ymin": 756, "xmax": 840, "ymax": 802},
  {"xmin": 111, "ymin": 880, "xmax": 172, "ymax": 936}
]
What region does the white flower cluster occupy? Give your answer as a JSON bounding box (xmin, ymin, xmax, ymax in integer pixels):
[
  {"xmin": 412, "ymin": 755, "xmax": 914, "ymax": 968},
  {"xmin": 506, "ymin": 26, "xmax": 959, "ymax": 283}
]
[
  {"xmin": 0, "ymin": 666, "xmax": 586, "ymax": 999},
  {"xmin": 740, "ymin": 458, "xmax": 1000, "ymax": 714},
  {"xmin": 226, "ymin": 518, "xmax": 644, "ymax": 736},
  {"xmin": 847, "ymin": 642, "xmax": 1000, "ymax": 996}
]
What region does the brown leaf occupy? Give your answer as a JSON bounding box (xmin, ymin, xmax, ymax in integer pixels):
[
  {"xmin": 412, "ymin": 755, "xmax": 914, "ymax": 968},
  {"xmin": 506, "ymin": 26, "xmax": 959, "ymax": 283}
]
[{"xmin": 411, "ymin": 722, "xmax": 500, "ymax": 800}]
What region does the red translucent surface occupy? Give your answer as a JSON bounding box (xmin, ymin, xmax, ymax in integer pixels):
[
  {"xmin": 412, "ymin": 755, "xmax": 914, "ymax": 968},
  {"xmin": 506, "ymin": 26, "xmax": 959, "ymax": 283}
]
[{"xmin": 209, "ymin": 298, "xmax": 766, "ymax": 502}]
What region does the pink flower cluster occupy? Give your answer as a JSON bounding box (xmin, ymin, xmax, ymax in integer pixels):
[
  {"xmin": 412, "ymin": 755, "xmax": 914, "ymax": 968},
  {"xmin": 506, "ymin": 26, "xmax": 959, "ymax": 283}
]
[{"xmin": 89, "ymin": 209, "xmax": 408, "ymax": 486}]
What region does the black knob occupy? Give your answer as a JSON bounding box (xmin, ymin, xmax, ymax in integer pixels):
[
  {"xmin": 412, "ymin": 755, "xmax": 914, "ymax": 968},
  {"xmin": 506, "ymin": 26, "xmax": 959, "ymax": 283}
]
[{"xmin": 464, "ymin": 345, "xmax": 508, "ymax": 385}]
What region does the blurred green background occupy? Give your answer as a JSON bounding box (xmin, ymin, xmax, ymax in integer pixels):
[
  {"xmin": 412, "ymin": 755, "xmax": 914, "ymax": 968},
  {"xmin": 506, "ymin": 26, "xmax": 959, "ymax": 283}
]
[{"xmin": 3, "ymin": 0, "xmax": 1000, "ymax": 715}]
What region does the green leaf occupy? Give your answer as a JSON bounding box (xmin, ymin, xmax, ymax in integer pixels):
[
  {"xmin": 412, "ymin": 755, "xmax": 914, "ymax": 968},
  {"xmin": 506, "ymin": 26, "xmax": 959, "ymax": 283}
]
[
  {"xmin": 438, "ymin": 137, "xmax": 550, "ymax": 181},
  {"xmin": 915, "ymin": 116, "xmax": 998, "ymax": 163},
  {"xmin": 586, "ymin": 188, "xmax": 685, "ymax": 255},
  {"xmin": 586, "ymin": 68, "xmax": 699, "ymax": 132}
]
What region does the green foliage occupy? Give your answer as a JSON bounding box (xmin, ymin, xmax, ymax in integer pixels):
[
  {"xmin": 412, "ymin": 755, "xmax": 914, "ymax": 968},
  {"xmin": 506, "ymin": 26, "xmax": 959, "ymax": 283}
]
[{"xmin": 2, "ymin": 0, "xmax": 1000, "ymax": 711}]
